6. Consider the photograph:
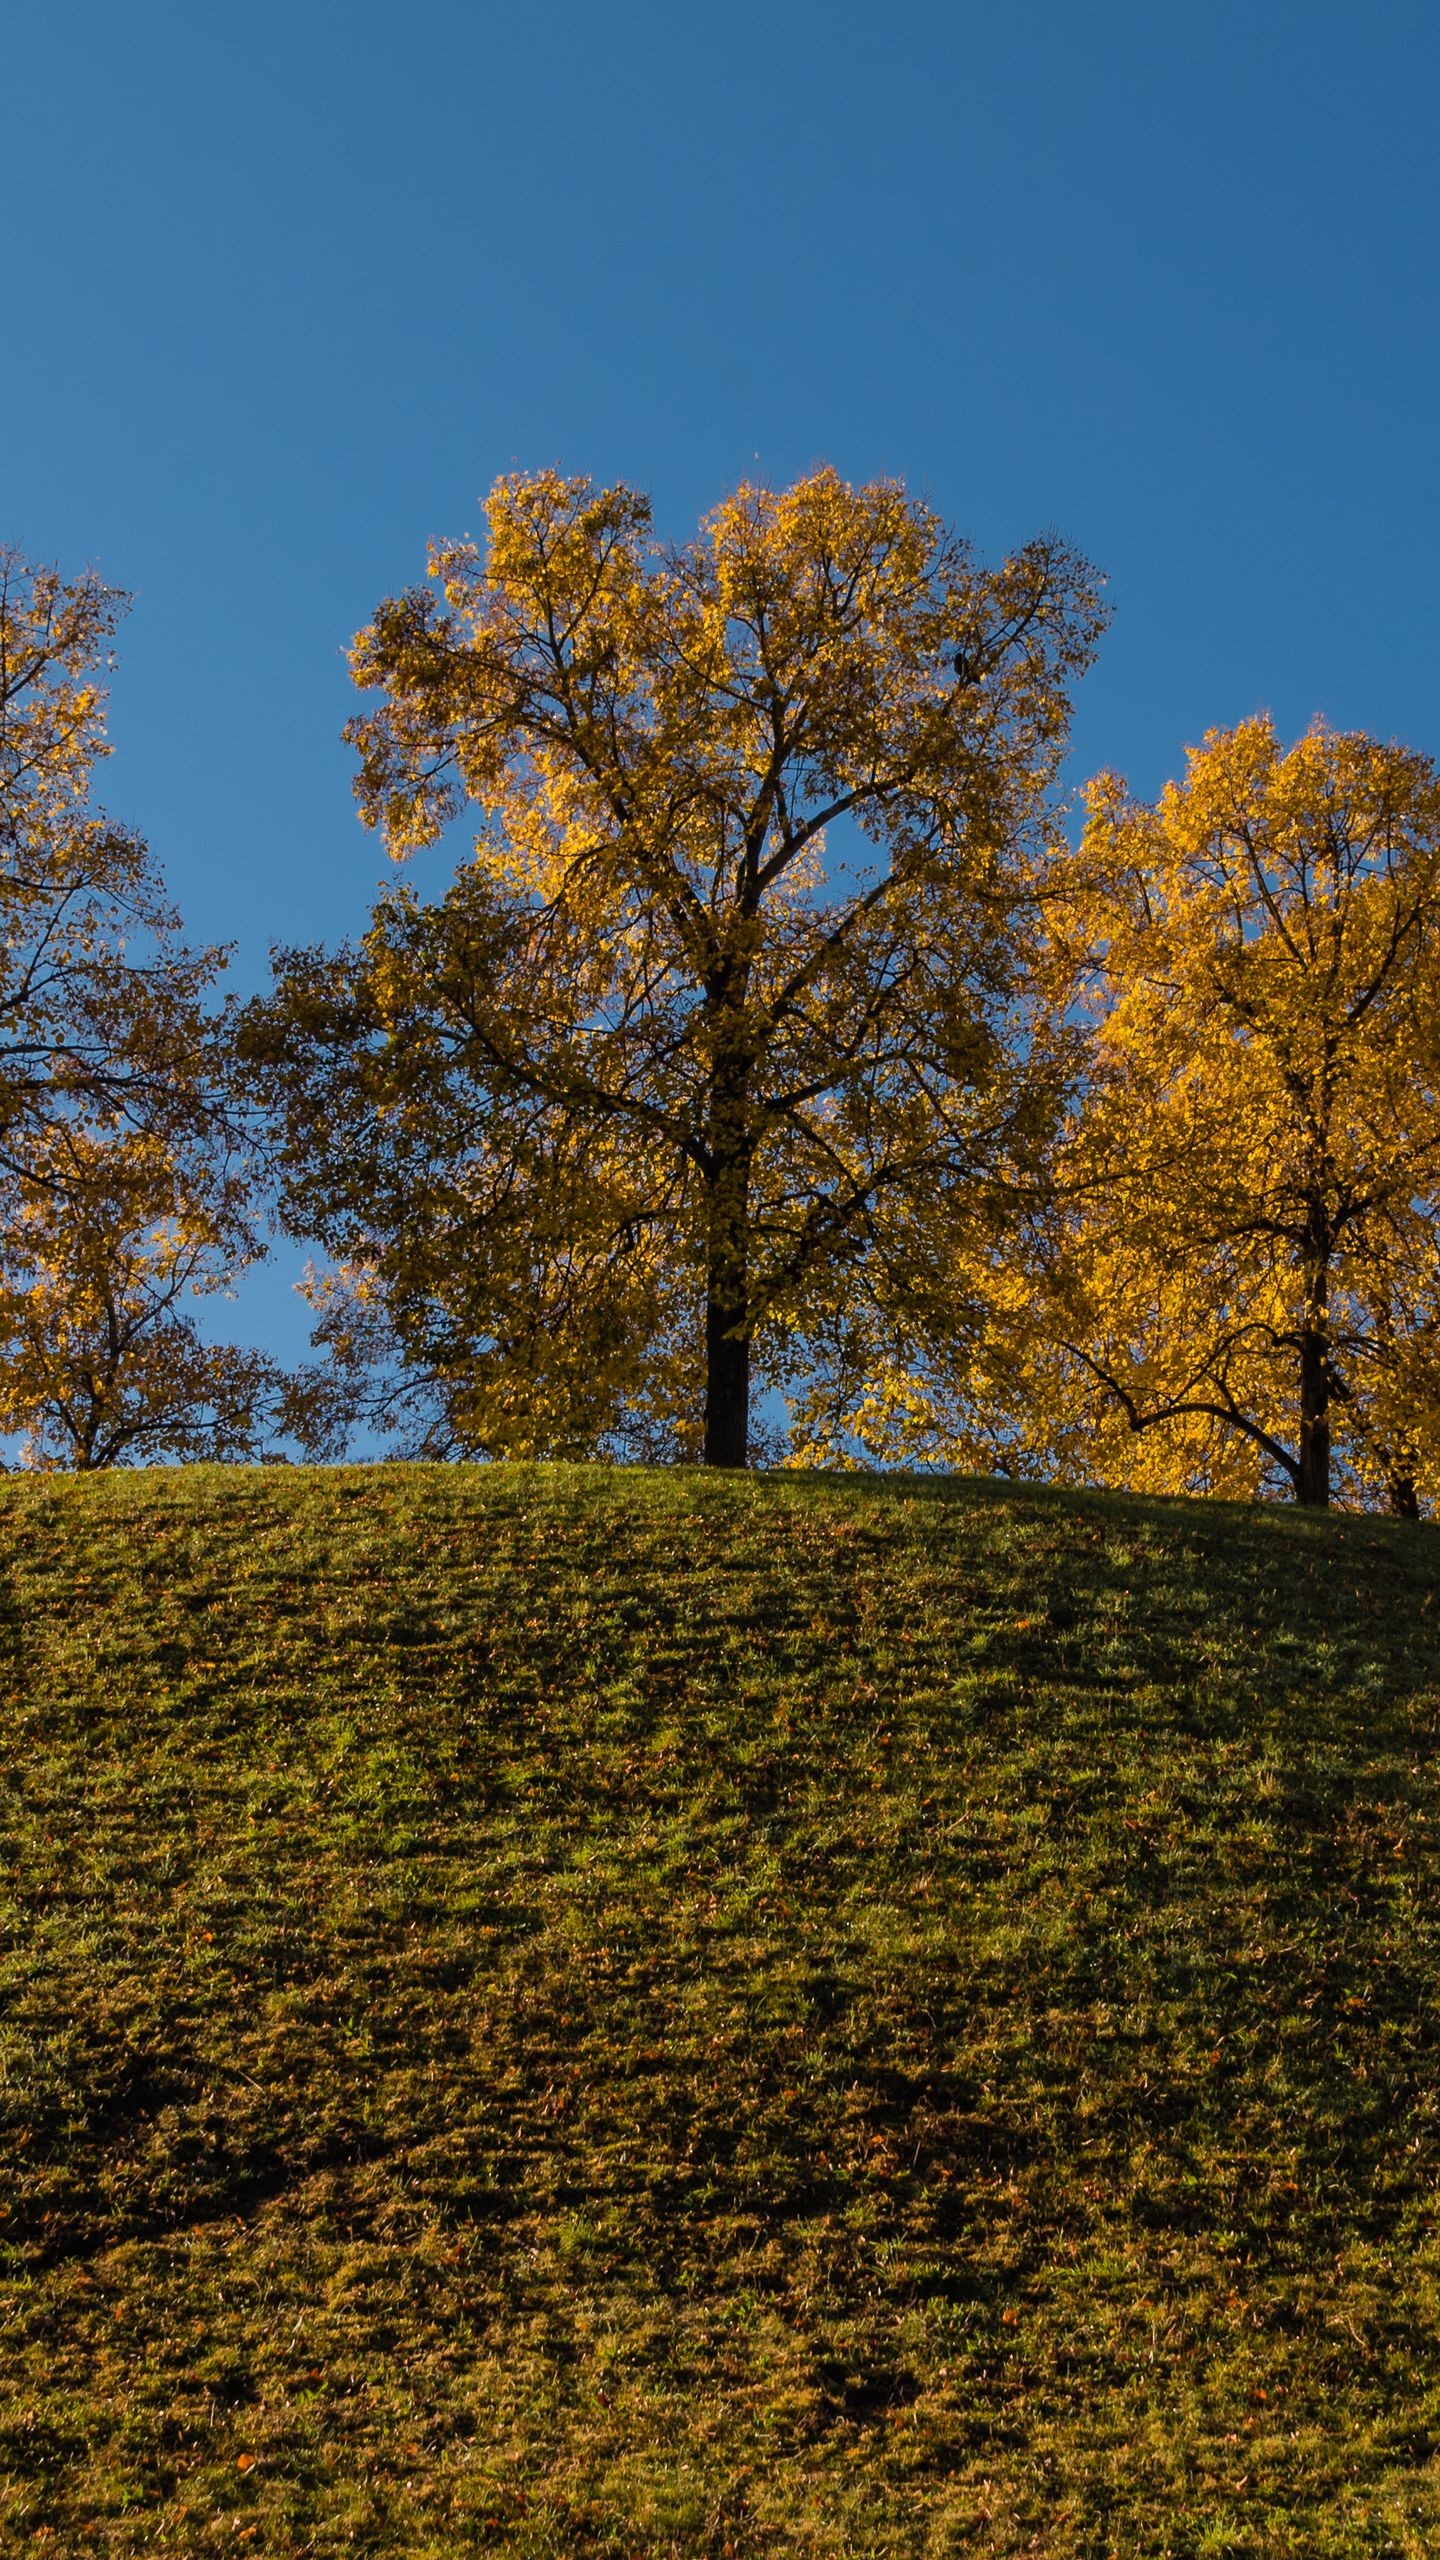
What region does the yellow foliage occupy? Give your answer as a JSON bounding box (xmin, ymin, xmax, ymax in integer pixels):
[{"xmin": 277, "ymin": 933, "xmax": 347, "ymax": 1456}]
[
  {"xmin": 1027, "ymin": 716, "xmax": 1440, "ymax": 1510},
  {"xmin": 254, "ymin": 468, "xmax": 1104, "ymax": 1465},
  {"xmin": 0, "ymin": 549, "xmax": 277, "ymax": 1468},
  {"xmin": 0, "ymin": 1123, "xmax": 280, "ymax": 1468}
]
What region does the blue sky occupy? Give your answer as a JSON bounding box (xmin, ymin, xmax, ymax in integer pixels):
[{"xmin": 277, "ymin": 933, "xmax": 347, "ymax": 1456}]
[{"xmin": 6, "ymin": 0, "xmax": 1438, "ymax": 1363}]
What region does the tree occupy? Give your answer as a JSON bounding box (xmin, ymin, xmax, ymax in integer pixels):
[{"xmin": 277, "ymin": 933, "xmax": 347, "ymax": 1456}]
[
  {"xmin": 0, "ymin": 1120, "xmax": 285, "ymax": 1469},
  {"xmin": 252, "ymin": 468, "xmax": 1104, "ymax": 1465},
  {"xmin": 0, "ymin": 548, "xmax": 278, "ymax": 1466},
  {"xmin": 1027, "ymin": 716, "xmax": 1440, "ymax": 1511},
  {"xmin": 0, "ymin": 550, "xmax": 217, "ymax": 1166}
]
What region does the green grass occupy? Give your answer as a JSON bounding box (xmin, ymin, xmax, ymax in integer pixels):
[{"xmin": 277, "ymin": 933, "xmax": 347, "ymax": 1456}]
[{"xmin": 2, "ymin": 1465, "xmax": 1440, "ymax": 2556}]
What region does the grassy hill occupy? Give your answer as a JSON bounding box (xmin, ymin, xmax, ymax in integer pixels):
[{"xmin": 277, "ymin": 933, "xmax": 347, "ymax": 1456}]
[{"xmin": 2, "ymin": 1465, "xmax": 1439, "ymax": 2557}]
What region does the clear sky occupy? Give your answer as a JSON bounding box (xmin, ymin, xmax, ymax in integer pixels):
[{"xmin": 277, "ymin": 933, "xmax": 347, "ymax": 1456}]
[{"xmin": 6, "ymin": 0, "xmax": 1438, "ymax": 1363}]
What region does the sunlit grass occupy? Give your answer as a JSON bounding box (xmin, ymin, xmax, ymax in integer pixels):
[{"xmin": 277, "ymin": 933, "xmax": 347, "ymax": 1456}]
[{"xmin": 2, "ymin": 1464, "xmax": 1439, "ymax": 2554}]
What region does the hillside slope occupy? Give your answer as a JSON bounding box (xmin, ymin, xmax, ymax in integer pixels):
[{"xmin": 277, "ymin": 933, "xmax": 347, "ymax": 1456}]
[{"xmin": 2, "ymin": 1465, "xmax": 1439, "ymax": 2557}]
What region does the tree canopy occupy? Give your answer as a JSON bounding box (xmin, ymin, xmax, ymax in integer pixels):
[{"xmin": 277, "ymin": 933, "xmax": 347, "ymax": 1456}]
[
  {"xmin": 0, "ymin": 552, "xmax": 218, "ymax": 1164},
  {"xmin": 1021, "ymin": 717, "xmax": 1440, "ymax": 1509},
  {"xmin": 251, "ymin": 467, "xmax": 1105, "ymax": 1464},
  {"xmin": 0, "ymin": 1119, "xmax": 284, "ymax": 1469},
  {"xmin": 0, "ymin": 552, "xmax": 278, "ymax": 1466}
]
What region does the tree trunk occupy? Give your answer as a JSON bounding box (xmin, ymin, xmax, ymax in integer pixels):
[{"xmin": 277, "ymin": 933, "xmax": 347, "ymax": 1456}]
[
  {"xmin": 1296, "ymin": 1238, "xmax": 1331, "ymax": 1508},
  {"xmin": 702, "ymin": 1123, "xmax": 752, "ymax": 1469},
  {"xmin": 704, "ymin": 1285, "xmax": 750, "ymax": 1468},
  {"xmin": 1388, "ymin": 1472, "xmax": 1421, "ymax": 1521},
  {"xmin": 701, "ymin": 985, "xmax": 757, "ymax": 1468}
]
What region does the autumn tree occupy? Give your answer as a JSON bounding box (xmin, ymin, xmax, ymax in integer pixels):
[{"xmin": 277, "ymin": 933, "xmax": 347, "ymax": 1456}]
[
  {"xmin": 0, "ymin": 550, "xmax": 219, "ymax": 1162},
  {"xmin": 0, "ymin": 548, "xmax": 278, "ymax": 1465},
  {"xmin": 0, "ymin": 1120, "xmax": 287, "ymax": 1468},
  {"xmin": 1026, "ymin": 717, "xmax": 1440, "ymax": 1512},
  {"xmin": 250, "ymin": 468, "xmax": 1104, "ymax": 1465}
]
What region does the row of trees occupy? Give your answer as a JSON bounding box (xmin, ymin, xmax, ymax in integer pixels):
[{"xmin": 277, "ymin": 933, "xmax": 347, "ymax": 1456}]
[{"xmin": 5, "ymin": 476, "xmax": 1440, "ymax": 1511}]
